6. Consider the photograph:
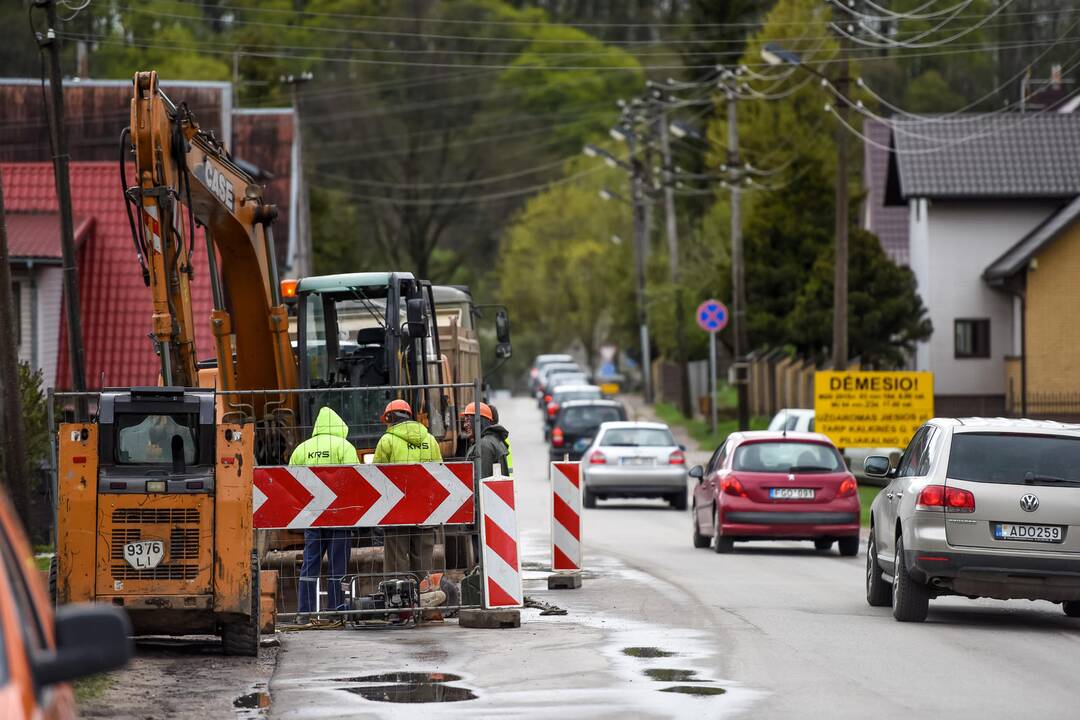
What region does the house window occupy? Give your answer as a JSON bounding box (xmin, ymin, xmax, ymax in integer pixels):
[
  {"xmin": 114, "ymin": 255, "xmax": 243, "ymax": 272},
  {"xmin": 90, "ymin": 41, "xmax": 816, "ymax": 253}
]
[{"xmin": 955, "ymin": 319, "xmax": 990, "ymax": 359}]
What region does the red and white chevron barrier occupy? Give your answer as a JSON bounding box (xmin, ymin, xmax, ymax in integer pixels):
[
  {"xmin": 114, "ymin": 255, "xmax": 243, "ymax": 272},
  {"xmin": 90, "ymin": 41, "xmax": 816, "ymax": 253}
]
[
  {"xmin": 550, "ymin": 462, "xmax": 582, "ymax": 572},
  {"xmin": 252, "ymin": 462, "xmax": 474, "ymax": 529},
  {"xmin": 479, "ymin": 476, "xmax": 523, "ymax": 609}
]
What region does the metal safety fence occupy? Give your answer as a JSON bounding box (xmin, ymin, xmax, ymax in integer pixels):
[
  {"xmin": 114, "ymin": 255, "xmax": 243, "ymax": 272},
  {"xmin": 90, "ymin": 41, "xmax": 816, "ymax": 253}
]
[{"xmin": 47, "ymin": 382, "xmax": 495, "ymax": 628}]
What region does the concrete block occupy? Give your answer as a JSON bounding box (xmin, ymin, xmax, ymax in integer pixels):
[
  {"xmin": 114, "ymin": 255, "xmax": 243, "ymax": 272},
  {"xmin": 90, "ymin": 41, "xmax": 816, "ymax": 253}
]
[
  {"xmin": 458, "ymin": 608, "xmax": 521, "ymax": 629},
  {"xmin": 547, "ymin": 573, "xmax": 582, "ymax": 590}
]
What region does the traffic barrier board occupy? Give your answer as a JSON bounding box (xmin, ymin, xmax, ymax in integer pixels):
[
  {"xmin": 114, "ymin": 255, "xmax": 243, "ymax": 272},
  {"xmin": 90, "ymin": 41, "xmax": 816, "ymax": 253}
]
[
  {"xmin": 252, "ymin": 462, "xmax": 474, "ymax": 529},
  {"xmin": 479, "ymin": 476, "xmax": 523, "ymax": 609},
  {"xmin": 550, "ymin": 462, "xmax": 582, "ymax": 573},
  {"xmin": 696, "ymin": 299, "xmax": 728, "ymax": 333}
]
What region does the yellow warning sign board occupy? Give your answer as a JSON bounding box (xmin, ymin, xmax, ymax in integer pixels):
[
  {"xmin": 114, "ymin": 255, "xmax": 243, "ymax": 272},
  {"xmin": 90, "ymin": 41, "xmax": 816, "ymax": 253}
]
[{"xmin": 814, "ymin": 371, "xmax": 934, "ymax": 448}]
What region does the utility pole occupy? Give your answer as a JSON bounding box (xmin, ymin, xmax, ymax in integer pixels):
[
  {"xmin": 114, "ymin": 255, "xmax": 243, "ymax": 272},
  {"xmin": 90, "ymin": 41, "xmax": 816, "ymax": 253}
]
[
  {"xmin": 281, "ymin": 72, "xmax": 313, "ymax": 278},
  {"xmin": 628, "ymin": 130, "xmax": 654, "ymax": 404},
  {"xmin": 37, "ymin": 0, "xmax": 87, "ymax": 393},
  {"xmin": 725, "ymin": 87, "xmax": 750, "ymax": 432},
  {"xmin": 0, "ymin": 172, "xmax": 30, "ymax": 521},
  {"xmin": 657, "ymin": 109, "xmax": 692, "ymax": 417},
  {"xmin": 832, "ymin": 35, "xmax": 851, "ymax": 371}
]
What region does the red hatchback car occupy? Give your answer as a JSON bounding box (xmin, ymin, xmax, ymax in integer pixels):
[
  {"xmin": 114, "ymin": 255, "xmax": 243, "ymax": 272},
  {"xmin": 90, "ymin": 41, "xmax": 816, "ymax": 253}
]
[{"xmin": 691, "ymin": 431, "xmax": 861, "ymax": 554}]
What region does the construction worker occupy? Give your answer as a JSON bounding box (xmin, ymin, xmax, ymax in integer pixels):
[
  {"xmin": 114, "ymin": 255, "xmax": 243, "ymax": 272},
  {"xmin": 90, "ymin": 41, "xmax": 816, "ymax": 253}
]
[
  {"xmin": 374, "ymin": 400, "xmax": 443, "ymax": 579},
  {"xmin": 290, "ymin": 407, "xmax": 359, "ymax": 622},
  {"xmin": 460, "ymin": 402, "xmax": 510, "ymax": 478},
  {"xmin": 488, "ymin": 404, "xmax": 513, "ymax": 475}
]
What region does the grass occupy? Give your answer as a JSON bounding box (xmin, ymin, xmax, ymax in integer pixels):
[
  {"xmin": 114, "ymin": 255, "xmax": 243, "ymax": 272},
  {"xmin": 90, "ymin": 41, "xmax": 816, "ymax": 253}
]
[
  {"xmin": 74, "ymin": 674, "xmax": 112, "ymax": 703},
  {"xmin": 34, "ymin": 554, "xmax": 52, "ymax": 571},
  {"xmin": 653, "ymin": 401, "xmax": 769, "ymax": 451},
  {"xmin": 858, "ymin": 484, "xmax": 882, "ymax": 528}
]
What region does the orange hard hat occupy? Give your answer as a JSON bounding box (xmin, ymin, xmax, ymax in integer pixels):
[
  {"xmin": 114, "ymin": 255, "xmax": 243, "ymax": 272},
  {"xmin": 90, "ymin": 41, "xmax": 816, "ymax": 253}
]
[
  {"xmin": 459, "ymin": 402, "xmax": 493, "ymax": 421},
  {"xmin": 382, "ymin": 399, "xmax": 413, "ymax": 423}
]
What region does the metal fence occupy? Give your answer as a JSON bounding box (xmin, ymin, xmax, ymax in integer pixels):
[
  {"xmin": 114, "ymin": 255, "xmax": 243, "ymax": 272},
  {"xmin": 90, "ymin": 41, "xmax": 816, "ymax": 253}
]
[{"xmin": 48, "ymin": 382, "xmax": 488, "ymax": 628}]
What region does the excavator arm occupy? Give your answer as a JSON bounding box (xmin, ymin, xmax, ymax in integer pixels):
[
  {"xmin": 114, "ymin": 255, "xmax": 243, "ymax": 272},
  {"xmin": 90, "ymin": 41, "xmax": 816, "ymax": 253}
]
[{"xmin": 125, "ymin": 71, "xmax": 298, "ymax": 404}]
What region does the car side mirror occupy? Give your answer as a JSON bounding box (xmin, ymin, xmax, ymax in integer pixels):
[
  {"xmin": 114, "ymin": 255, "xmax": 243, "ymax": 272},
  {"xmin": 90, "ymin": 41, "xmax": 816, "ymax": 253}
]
[
  {"xmin": 678, "ymin": 444, "xmax": 687, "ymax": 451},
  {"xmin": 689, "ymin": 465, "xmax": 704, "ymax": 481},
  {"xmin": 406, "ymin": 298, "xmax": 429, "ymax": 339},
  {"xmin": 863, "ymin": 455, "xmax": 892, "ymax": 478},
  {"xmin": 32, "ymin": 604, "xmax": 133, "ymax": 687},
  {"xmin": 495, "ymin": 309, "xmax": 512, "ymax": 359}
]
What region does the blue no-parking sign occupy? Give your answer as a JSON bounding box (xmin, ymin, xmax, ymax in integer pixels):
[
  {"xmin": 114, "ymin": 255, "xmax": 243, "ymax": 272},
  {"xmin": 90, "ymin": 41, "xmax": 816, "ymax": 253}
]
[{"xmin": 696, "ymin": 299, "xmax": 728, "ymax": 334}]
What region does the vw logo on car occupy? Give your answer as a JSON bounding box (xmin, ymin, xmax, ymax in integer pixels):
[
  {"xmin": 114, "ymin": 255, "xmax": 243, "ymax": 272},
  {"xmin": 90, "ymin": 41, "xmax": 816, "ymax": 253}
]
[{"xmin": 1020, "ymin": 493, "xmax": 1040, "ymax": 512}]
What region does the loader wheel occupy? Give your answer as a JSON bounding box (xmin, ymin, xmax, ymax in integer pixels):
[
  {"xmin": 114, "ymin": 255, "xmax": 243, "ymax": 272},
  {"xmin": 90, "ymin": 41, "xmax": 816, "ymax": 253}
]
[
  {"xmin": 222, "ymin": 552, "xmax": 260, "ymax": 657},
  {"xmin": 48, "ymin": 556, "xmax": 57, "ymax": 605}
]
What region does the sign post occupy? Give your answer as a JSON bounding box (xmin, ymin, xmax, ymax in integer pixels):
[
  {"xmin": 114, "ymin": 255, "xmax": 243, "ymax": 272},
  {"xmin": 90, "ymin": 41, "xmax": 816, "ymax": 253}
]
[{"xmin": 696, "ymin": 300, "xmax": 729, "ymax": 433}]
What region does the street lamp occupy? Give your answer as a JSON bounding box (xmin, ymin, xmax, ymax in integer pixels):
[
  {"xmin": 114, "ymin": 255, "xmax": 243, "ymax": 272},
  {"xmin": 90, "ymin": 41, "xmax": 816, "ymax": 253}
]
[{"xmin": 761, "ymin": 41, "xmax": 851, "ymax": 371}]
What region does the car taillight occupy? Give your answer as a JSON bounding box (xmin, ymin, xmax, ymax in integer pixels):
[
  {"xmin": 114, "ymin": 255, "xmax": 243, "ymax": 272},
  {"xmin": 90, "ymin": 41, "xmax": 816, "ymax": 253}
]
[
  {"xmin": 589, "ymin": 451, "xmax": 607, "ymax": 465},
  {"xmin": 916, "ymin": 485, "xmax": 975, "ymax": 513},
  {"xmin": 721, "ymin": 477, "xmax": 748, "ymax": 498},
  {"xmin": 552, "ymin": 427, "xmax": 564, "ymax": 448},
  {"xmin": 838, "ymin": 476, "xmax": 857, "ymax": 497},
  {"xmin": 544, "ymin": 394, "xmax": 552, "ymax": 404},
  {"xmin": 668, "ymin": 450, "xmax": 686, "ymax": 465},
  {"xmin": 547, "ymin": 402, "xmax": 560, "ymax": 417}
]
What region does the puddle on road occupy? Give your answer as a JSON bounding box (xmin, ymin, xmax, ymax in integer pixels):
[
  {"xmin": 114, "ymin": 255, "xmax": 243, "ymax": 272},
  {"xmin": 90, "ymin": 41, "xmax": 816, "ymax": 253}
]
[
  {"xmin": 333, "ymin": 672, "xmax": 463, "ymax": 684},
  {"xmin": 233, "ymin": 691, "xmax": 270, "ymax": 718},
  {"xmin": 344, "ymin": 684, "xmax": 477, "ymax": 703},
  {"xmin": 334, "ymin": 671, "xmax": 477, "ymax": 704},
  {"xmin": 622, "ymin": 646, "xmax": 676, "ymax": 658},
  {"xmin": 659, "ymin": 686, "xmax": 728, "ymax": 696},
  {"xmin": 644, "ymin": 668, "xmax": 705, "ymax": 682}
]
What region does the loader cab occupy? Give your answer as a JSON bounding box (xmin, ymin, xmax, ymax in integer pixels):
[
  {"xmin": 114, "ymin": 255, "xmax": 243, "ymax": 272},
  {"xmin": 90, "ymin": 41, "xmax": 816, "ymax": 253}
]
[{"xmin": 290, "ymin": 272, "xmax": 447, "ymax": 450}]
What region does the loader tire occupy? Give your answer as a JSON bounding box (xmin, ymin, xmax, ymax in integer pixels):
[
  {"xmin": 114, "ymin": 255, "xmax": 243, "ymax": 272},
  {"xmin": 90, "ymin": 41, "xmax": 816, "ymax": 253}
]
[
  {"xmin": 222, "ymin": 552, "xmax": 260, "ymax": 657},
  {"xmin": 48, "ymin": 556, "xmax": 57, "ymax": 605}
]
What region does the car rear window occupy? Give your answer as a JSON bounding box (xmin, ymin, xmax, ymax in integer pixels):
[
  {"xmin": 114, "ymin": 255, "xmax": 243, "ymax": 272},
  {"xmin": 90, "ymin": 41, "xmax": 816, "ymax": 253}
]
[
  {"xmin": 734, "ymin": 441, "xmax": 844, "ymax": 472},
  {"xmin": 560, "ymin": 406, "xmax": 624, "ymax": 430},
  {"xmin": 948, "ymin": 432, "xmax": 1080, "ymax": 485},
  {"xmin": 557, "ymin": 390, "xmax": 601, "ymax": 403},
  {"xmin": 600, "ymin": 428, "xmax": 675, "ymax": 447}
]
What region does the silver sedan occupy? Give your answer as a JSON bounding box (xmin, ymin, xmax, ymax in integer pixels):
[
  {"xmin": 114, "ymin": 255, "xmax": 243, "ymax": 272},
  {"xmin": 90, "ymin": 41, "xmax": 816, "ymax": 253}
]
[{"xmin": 580, "ymin": 421, "xmax": 688, "ymax": 510}]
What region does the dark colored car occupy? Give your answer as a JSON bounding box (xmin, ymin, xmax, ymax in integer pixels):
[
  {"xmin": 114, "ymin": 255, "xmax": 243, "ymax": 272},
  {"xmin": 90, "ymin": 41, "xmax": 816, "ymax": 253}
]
[
  {"xmin": 691, "ymin": 431, "xmax": 861, "ymax": 555},
  {"xmin": 550, "ymin": 399, "xmax": 628, "ymax": 461},
  {"xmin": 536, "ymin": 362, "xmax": 582, "ymax": 406},
  {"xmin": 544, "ymin": 384, "xmax": 603, "ymax": 438}
]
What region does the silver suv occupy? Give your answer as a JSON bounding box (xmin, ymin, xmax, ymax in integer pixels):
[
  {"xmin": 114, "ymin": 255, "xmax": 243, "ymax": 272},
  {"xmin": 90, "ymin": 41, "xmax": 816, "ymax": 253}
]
[{"xmin": 864, "ymin": 418, "xmax": 1080, "ymax": 622}]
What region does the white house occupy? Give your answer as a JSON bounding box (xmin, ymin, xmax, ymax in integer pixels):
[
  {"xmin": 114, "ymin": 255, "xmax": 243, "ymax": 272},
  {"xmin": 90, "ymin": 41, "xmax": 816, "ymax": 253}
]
[{"xmin": 884, "ymin": 113, "xmax": 1080, "ymax": 416}]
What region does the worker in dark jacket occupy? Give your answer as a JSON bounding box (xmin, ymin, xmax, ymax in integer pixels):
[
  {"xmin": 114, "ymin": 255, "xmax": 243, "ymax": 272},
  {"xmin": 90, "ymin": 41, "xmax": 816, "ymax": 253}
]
[
  {"xmin": 488, "ymin": 404, "xmax": 513, "ymax": 475},
  {"xmin": 290, "ymin": 407, "xmax": 360, "ymax": 621},
  {"xmin": 460, "ymin": 402, "xmax": 510, "ymax": 478}
]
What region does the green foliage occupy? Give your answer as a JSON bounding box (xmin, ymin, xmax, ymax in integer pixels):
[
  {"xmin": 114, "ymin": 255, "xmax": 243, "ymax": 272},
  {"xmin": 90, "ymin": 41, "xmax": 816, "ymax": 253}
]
[
  {"xmin": 497, "ymin": 157, "xmax": 635, "ymax": 370},
  {"xmin": 0, "ymin": 363, "xmax": 49, "ymax": 491},
  {"xmin": 903, "ymin": 70, "xmax": 968, "ymax": 113}
]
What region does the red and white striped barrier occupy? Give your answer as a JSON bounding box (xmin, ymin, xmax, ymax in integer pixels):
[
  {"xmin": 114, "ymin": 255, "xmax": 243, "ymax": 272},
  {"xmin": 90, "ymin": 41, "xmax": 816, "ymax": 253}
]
[
  {"xmin": 478, "ymin": 476, "xmax": 523, "ymax": 609},
  {"xmin": 550, "ymin": 462, "xmax": 582, "ymax": 573},
  {"xmin": 252, "ymin": 462, "xmax": 474, "ymax": 529}
]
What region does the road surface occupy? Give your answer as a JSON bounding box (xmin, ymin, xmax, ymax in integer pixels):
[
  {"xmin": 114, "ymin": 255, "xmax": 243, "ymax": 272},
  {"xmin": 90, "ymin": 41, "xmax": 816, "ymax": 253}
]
[{"xmin": 267, "ymin": 396, "xmax": 1079, "ymax": 719}]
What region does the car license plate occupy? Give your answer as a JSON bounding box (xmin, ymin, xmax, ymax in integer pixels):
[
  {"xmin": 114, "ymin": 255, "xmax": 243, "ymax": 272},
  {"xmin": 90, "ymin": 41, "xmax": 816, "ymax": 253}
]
[
  {"xmin": 124, "ymin": 540, "xmax": 165, "ymax": 569},
  {"xmin": 770, "ymin": 488, "xmax": 814, "ymax": 500},
  {"xmin": 993, "ymin": 523, "xmax": 1064, "ymax": 543},
  {"xmin": 621, "ymin": 457, "xmax": 654, "ymax": 466}
]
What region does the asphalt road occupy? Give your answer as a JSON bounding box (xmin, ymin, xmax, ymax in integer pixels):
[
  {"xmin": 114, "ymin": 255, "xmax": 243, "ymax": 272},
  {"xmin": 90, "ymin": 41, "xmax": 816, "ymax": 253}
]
[{"xmin": 269, "ymin": 396, "xmax": 1080, "ymax": 719}]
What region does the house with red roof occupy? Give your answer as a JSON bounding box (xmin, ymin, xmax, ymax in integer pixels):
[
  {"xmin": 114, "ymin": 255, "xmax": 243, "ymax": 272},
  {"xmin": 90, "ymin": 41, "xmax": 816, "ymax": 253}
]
[{"xmin": 3, "ymin": 162, "xmax": 215, "ymax": 389}]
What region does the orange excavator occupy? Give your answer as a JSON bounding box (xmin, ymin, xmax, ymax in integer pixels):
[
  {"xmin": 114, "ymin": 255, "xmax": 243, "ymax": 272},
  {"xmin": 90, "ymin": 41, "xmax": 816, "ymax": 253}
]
[{"xmin": 52, "ymin": 71, "xmax": 297, "ymax": 654}]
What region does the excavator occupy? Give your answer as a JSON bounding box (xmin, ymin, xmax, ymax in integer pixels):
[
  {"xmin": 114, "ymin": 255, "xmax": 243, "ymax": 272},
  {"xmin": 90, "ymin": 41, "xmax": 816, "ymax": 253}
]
[{"xmin": 51, "ymin": 71, "xmax": 452, "ymax": 653}]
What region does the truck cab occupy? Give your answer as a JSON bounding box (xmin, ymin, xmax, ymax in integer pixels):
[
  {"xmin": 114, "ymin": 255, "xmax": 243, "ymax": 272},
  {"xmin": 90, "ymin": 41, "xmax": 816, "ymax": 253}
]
[{"xmin": 289, "ymin": 272, "xmax": 450, "ymax": 453}]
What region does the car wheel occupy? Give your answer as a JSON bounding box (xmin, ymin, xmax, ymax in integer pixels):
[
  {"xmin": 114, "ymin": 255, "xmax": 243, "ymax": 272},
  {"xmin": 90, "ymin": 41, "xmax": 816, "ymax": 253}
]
[
  {"xmin": 1063, "ymin": 601, "xmax": 1080, "ymax": 618},
  {"xmin": 814, "ymin": 538, "xmax": 833, "ymax": 551},
  {"xmin": 891, "ymin": 536, "xmax": 929, "ymax": 622},
  {"xmin": 692, "ymin": 504, "xmax": 710, "ymax": 549},
  {"xmin": 670, "ymin": 491, "xmax": 688, "ymax": 511},
  {"xmin": 837, "ymin": 536, "xmax": 859, "ymax": 557},
  {"xmin": 711, "ymin": 507, "xmax": 734, "ymax": 554},
  {"xmin": 865, "ymin": 531, "xmax": 891, "ymax": 607},
  {"xmin": 48, "ymin": 555, "xmax": 57, "ymax": 605},
  {"xmin": 583, "ymin": 487, "xmax": 597, "ymax": 509}
]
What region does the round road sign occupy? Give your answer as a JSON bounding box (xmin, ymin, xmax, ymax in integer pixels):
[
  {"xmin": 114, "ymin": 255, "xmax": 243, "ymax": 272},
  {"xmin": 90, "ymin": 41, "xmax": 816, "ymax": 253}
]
[{"xmin": 696, "ymin": 299, "xmax": 728, "ymax": 333}]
